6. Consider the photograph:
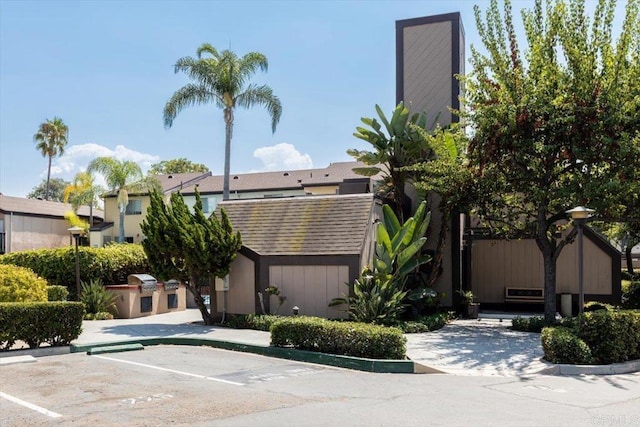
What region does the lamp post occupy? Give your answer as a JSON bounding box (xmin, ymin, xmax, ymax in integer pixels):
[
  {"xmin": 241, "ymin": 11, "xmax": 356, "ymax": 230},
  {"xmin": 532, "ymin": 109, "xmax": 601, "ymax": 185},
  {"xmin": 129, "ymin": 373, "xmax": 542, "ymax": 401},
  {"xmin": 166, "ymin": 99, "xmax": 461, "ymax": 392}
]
[
  {"xmin": 565, "ymin": 206, "xmax": 595, "ymax": 314},
  {"xmin": 68, "ymin": 226, "xmax": 84, "ymax": 299}
]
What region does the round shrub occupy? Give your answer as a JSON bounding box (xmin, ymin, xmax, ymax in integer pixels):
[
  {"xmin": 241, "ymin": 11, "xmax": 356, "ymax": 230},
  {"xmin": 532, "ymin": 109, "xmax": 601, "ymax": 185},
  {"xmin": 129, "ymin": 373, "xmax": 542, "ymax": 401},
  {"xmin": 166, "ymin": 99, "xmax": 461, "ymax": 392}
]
[
  {"xmin": 541, "ymin": 327, "xmax": 592, "ymax": 364},
  {"xmin": 622, "ymin": 281, "xmax": 640, "ymax": 309},
  {"xmin": 511, "ymin": 315, "xmax": 548, "ymax": 333},
  {"xmin": 577, "ymin": 310, "xmax": 640, "ymax": 364},
  {"xmin": 583, "ymin": 301, "xmax": 614, "ymax": 312},
  {"xmin": 47, "ymin": 285, "xmax": 69, "ymax": 301},
  {"xmin": 0, "ymin": 264, "xmax": 48, "ymax": 302}
]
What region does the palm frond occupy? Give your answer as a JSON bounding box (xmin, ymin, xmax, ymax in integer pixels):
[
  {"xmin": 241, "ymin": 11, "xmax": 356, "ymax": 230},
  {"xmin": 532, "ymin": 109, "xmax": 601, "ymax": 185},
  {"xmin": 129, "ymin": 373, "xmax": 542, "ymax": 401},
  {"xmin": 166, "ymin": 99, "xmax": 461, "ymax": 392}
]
[
  {"xmin": 236, "ymin": 84, "xmax": 282, "ymax": 132},
  {"xmin": 163, "ymin": 84, "xmax": 219, "ymax": 128}
]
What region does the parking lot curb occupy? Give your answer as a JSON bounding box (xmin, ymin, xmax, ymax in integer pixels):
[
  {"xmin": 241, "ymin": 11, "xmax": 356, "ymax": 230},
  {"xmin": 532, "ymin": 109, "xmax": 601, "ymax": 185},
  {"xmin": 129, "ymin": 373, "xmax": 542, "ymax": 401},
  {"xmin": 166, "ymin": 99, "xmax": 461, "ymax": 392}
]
[{"xmin": 70, "ymin": 337, "xmax": 416, "ymax": 374}]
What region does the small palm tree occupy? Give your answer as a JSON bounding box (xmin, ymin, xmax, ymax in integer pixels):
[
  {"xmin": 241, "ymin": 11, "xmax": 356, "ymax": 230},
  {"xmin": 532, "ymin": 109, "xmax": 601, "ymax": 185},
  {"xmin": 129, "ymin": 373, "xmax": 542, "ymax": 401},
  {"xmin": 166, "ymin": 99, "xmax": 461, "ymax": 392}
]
[
  {"xmin": 63, "ymin": 171, "xmax": 105, "ymax": 227},
  {"xmin": 87, "ymin": 157, "xmax": 159, "ymax": 242},
  {"xmin": 163, "ymin": 43, "xmax": 282, "ymax": 200},
  {"xmin": 33, "ymin": 117, "xmax": 69, "ymax": 200}
]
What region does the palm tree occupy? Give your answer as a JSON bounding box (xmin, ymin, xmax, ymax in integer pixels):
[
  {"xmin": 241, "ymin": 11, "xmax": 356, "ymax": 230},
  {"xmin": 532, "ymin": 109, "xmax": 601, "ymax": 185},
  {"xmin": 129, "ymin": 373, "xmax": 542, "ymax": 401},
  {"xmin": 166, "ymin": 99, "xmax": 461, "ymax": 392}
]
[
  {"xmin": 63, "ymin": 171, "xmax": 105, "ymax": 227},
  {"xmin": 33, "ymin": 117, "xmax": 69, "ymax": 200},
  {"xmin": 163, "ymin": 43, "xmax": 282, "ymax": 200},
  {"xmin": 87, "ymin": 157, "xmax": 159, "ymax": 243}
]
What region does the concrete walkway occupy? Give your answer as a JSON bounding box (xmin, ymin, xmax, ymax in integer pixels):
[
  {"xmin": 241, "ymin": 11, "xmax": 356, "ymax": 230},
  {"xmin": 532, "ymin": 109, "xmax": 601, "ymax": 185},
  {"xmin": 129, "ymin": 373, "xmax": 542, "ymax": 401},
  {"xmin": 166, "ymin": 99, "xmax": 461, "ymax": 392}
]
[{"xmin": 406, "ymin": 319, "xmax": 549, "ymax": 376}]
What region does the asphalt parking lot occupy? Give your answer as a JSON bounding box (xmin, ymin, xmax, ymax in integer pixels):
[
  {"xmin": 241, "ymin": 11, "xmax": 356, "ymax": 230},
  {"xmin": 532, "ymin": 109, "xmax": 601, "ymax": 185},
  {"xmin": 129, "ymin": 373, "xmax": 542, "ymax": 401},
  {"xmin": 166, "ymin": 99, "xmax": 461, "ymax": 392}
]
[{"xmin": 1, "ymin": 345, "xmax": 639, "ymax": 426}]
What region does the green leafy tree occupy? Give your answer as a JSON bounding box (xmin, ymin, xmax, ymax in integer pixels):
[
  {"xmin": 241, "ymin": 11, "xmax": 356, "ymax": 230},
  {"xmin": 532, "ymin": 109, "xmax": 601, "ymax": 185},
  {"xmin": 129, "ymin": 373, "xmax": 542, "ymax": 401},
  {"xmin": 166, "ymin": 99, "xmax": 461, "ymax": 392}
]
[
  {"xmin": 63, "ymin": 172, "xmax": 104, "ymax": 226},
  {"xmin": 411, "ymin": 125, "xmax": 474, "ymax": 286},
  {"xmin": 87, "ymin": 157, "xmax": 159, "ymax": 243},
  {"xmin": 27, "ymin": 178, "xmax": 70, "ymax": 202},
  {"xmin": 163, "ymin": 43, "xmax": 282, "ymax": 201},
  {"xmin": 141, "ymin": 190, "xmax": 242, "ymax": 325},
  {"xmin": 33, "ymin": 117, "xmax": 69, "ymax": 201},
  {"xmin": 348, "ymin": 103, "xmax": 433, "ymax": 222},
  {"xmin": 464, "ymin": 0, "xmax": 640, "ymax": 321},
  {"xmin": 149, "ymin": 158, "xmax": 210, "ymax": 175}
]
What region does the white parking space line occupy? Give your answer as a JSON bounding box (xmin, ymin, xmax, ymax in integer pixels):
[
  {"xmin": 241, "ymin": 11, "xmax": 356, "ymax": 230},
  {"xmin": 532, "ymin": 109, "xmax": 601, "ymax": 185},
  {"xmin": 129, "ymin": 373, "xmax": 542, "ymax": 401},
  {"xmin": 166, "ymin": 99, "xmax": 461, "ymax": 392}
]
[
  {"xmin": 0, "ymin": 391, "xmax": 62, "ymax": 418},
  {"xmin": 93, "ymin": 355, "xmax": 245, "ymax": 386}
]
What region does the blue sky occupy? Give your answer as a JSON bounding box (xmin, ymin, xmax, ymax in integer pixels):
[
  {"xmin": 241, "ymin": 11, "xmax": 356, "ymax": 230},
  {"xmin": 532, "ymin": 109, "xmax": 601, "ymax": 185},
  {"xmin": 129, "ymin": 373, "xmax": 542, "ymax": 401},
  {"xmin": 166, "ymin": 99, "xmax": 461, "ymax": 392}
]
[{"xmin": 0, "ymin": 0, "xmax": 623, "ymax": 198}]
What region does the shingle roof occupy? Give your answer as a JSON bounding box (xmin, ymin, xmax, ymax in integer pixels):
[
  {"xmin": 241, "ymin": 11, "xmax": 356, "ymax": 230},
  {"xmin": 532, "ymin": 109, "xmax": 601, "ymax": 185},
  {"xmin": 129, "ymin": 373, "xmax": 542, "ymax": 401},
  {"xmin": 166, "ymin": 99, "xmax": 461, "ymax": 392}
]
[
  {"xmin": 103, "ymin": 172, "xmax": 212, "ymax": 197},
  {"xmin": 155, "ymin": 172, "xmax": 211, "ymax": 193},
  {"xmin": 181, "ymin": 161, "xmax": 374, "ymax": 194},
  {"xmin": 0, "ymin": 194, "xmax": 103, "ymax": 219},
  {"xmin": 220, "ymin": 194, "xmax": 374, "ymax": 256}
]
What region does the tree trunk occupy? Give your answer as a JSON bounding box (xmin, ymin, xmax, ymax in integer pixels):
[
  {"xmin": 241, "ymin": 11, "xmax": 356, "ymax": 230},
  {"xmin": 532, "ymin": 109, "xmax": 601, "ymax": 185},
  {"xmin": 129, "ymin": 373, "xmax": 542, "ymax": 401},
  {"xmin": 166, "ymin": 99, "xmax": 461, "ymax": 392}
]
[
  {"xmin": 223, "ymin": 108, "xmax": 233, "ymax": 201},
  {"xmin": 118, "ymin": 211, "xmax": 125, "ymax": 243},
  {"xmin": 428, "ymin": 206, "xmax": 451, "ymax": 287},
  {"xmin": 45, "ymin": 155, "xmax": 53, "ymax": 201},
  {"xmin": 89, "ymin": 204, "xmax": 94, "ymax": 228},
  {"xmin": 626, "ymin": 242, "xmax": 634, "ymax": 275},
  {"xmin": 541, "ymin": 245, "xmax": 557, "ymax": 323},
  {"xmin": 186, "ymin": 280, "xmax": 213, "ymax": 325}
]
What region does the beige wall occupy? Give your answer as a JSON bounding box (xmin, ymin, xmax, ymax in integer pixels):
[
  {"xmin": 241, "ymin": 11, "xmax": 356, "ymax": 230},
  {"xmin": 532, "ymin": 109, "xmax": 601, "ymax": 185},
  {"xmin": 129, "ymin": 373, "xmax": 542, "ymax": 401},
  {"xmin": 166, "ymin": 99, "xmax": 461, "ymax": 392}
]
[
  {"xmin": 106, "ymin": 283, "xmax": 186, "ymax": 319},
  {"xmin": 402, "ymin": 20, "xmax": 453, "ymax": 124},
  {"xmin": 303, "ymin": 185, "xmax": 339, "ymax": 195},
  {"xmin": 1, "ymin": 212, "xmax": 72, "ymax": 252},
  {"xmin": 471, "ymin": 237, "xmax": 613, "ymax": 303},
  {"xmin": 269, "ymin": 265, "xmax": 350, "ymax": 319},
  {"xmin": 216, "ymin": 253, "xmax": 256, "ymax": 314},
  {"xmin": 103, "ymin": 196, "xmax": 150, "ymax": 244}
]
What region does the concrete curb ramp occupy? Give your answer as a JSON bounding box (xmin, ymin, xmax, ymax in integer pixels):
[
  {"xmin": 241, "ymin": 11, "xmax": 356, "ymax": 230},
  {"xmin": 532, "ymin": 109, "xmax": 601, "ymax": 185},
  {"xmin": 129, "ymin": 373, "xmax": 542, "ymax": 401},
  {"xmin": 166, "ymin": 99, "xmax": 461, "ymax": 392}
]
[{"xmin": 70, "ymin": 338, "xmax": 417, "ymax": 374}]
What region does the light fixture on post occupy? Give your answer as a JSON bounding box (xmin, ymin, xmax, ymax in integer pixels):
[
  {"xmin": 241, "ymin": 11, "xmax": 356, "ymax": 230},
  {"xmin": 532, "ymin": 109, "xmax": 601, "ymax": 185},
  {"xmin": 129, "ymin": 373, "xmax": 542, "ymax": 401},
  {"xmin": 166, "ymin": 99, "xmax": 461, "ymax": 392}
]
[
  {"xmin": 68, "ymin": 226, "xmax": 84, "ymax": 299},
  {"xmin": 565, "ymin": 206, "xmax": 595, "ymax": 314}
]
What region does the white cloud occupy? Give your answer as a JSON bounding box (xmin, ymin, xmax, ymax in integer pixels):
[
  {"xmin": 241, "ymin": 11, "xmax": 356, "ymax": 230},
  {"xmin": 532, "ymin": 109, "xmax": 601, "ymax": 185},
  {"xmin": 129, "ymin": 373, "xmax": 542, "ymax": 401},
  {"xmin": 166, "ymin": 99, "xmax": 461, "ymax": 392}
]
[
  {"xmin": 48, "ymin": 143, "xmax": 160, "ymax": 184},
  {"xmin": 252, "ymin": 143, "xmax": 313, "ymax": 171}
]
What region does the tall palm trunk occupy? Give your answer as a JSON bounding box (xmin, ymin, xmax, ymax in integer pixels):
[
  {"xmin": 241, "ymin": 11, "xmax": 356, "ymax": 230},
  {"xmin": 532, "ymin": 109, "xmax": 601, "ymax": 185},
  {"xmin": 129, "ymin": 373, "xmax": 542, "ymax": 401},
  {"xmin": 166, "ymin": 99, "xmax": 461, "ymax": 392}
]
[
  {"xmin": 223, "ymin": 107, "xmax": 234, "ymax": 201},
  {"xmin": 45, "ymin": 155, "xmax": 53, "ymax": 201},
  {"xmin": 118, "ymin": 210, "xmax": 125, "ymax": 243}
]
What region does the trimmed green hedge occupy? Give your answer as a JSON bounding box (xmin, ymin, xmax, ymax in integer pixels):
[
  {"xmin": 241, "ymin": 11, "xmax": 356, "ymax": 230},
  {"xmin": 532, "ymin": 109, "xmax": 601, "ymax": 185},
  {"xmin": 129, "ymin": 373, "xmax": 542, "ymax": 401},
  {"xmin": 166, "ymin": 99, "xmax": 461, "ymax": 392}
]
[
  {"xmin": 397, "ymin": 312, "xmax": 452, "ymax": 333},
  {"xmin": 225, "ymin": 314, "xmax": 283, "ymax": 331},
  {"xmin": 0, "ymin": 264, "xmax": 48, "ymax": 302},
  {"xmin": 270, "ymin": 316, "xmax": 406, "ymax": 360},
  {"xmin": 541, "ymin": 327, "xmax": 592, "ymax": 364},
  {"xmin": 541, "ymin": 310, "xmax": 640, "ymax": 364},
  {"xmin": 0, "ymin": 302, "xmax": 85, "ymax": 350},
  {"xmin": 622, "ymin": 281, "xmax": 640, "ymax": 309},
  {"xmin": 0, "ymin": 244, "xmax": 150, "ymax": 295},
  {"xmin": 47, "ymin": 285, "xmax": 69, "ymax": 301},
  {"xmin": 511, "ymin": 316, "xmax": 549, "ymax": 333},
  {"xmin": 578, "ymin": 310, "xmax": 640, "ymax": 364}
]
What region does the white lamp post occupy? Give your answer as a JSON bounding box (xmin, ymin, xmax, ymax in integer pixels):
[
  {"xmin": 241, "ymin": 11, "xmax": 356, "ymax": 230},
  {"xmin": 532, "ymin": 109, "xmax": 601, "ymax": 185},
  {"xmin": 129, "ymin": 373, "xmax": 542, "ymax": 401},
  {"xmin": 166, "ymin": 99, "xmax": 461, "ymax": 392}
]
[
  {"xmin": 565, "ymin": 206, "xmax": 595, "ymax": 314},
  {"xmin": 68, "ymin": 226, "xmax": 84, "ymax": 299}
]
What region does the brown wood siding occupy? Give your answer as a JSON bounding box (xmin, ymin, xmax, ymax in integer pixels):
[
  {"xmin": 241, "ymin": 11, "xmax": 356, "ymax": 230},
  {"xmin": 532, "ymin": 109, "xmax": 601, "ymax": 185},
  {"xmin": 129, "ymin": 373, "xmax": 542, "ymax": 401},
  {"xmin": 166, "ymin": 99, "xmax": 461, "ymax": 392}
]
[
  {"xmin": 4, "ymin": 213, "xmax": 72, "ymax": 252},
  {"xmin": 402, "ymin": 21, "xmax": 453, "ymax": 124},
  {"xmin": 269, "ymin": 265, "xmax": 349, "ymax": 319},
  {"xmin": 472, "ymin": 238, "xmax": 613, "ymax": 303},
  {"xmin": 224, "ymin": 253, "xmax": 256, "ymax": 314}
]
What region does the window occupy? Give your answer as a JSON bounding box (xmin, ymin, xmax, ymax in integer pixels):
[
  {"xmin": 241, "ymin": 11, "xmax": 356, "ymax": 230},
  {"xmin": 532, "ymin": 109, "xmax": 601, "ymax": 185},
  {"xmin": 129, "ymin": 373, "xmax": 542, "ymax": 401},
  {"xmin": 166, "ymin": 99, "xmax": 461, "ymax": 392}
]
[
  {"xmin": 201, "ymin": 197, "xmax": 217, "ymax": 214},
  {"xmin": 140, "ymin": 296, "xmax": 153, "ymax": 313},
  {"xmin": 125, "ymin": 200, "xmax": 142, "ymax": 215},
  {"xmin": 167, "ymin": 294, "xmax": 178, "ymax": 309}
]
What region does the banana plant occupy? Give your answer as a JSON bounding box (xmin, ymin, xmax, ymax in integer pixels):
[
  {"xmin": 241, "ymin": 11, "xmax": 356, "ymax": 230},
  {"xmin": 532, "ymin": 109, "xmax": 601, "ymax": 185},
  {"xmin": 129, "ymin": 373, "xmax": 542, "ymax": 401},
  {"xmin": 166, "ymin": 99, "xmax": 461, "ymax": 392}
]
[{"xmin": 374, "ymin": 200, "xmax": 431, "ymax": 288}]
